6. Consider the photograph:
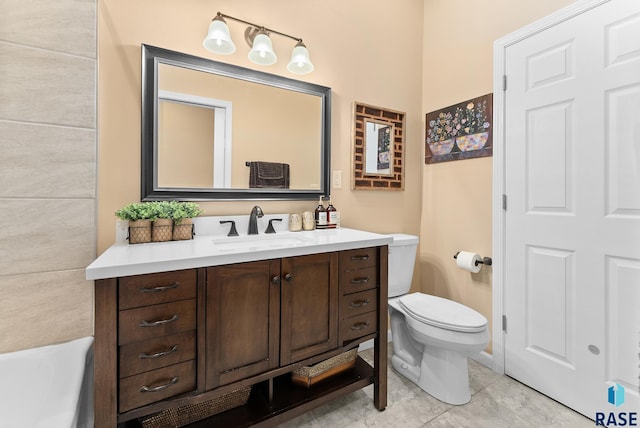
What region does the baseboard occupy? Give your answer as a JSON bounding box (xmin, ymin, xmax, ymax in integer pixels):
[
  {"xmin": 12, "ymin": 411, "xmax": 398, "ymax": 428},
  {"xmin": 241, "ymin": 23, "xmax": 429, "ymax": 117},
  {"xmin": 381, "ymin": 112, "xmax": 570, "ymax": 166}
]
[{"xmin": 470, "ymin": 351, "xmax": 493, "ymax": 370}]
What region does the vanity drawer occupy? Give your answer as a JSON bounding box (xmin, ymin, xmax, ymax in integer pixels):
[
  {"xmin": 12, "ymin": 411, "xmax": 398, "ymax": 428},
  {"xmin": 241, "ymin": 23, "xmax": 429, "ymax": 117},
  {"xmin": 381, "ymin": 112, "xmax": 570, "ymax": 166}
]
[
  {"xmin": 119, "ymin": 299, "xmax": 196, "ymax": 345},
  {"xmin": 119, "ymin": 330, "xmax": 196, "ymax": 378},
  {"xmin": 340, "ymin": 289, "xmax": 377, "ymax": 319},
  {"xmin": 119, "ymin": 269, "xmax": 197, "ymax": 310},
  {"xmin": 119, "ymin": 360, "xmax": 196, "ymax": 412},
  {"xmin": 340, "ymin": 311, "xmax": 377, "ymax": 342},
  {"xmin": 340, "ymin": 266, "xmax": 378, "ymax": 294},
  {"xmin": 340, "ymin": 247, "xmax": 377, "ymax": 271}
]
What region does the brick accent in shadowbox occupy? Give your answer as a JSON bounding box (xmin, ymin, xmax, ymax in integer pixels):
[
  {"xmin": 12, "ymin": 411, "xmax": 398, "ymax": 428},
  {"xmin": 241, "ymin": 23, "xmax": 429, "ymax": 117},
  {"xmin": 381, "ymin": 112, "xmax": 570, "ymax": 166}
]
[{"xmin": 352, "ymin": 102, "xmax": 405, "ymax": 191}]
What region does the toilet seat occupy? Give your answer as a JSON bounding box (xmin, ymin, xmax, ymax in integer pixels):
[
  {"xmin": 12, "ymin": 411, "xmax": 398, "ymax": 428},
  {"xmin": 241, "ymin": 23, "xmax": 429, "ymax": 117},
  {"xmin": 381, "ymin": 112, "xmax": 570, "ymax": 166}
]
[{"xmin": 398, "ymin": 293, "xmax": 487, "ymax": 333}]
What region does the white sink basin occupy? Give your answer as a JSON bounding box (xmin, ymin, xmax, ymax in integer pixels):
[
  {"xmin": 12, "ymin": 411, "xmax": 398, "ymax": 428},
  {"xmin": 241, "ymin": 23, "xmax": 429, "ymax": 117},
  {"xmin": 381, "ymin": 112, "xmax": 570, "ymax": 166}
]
[{"xmin": 211, "ymin": 233, "xmax": 316, "ymax": 252}]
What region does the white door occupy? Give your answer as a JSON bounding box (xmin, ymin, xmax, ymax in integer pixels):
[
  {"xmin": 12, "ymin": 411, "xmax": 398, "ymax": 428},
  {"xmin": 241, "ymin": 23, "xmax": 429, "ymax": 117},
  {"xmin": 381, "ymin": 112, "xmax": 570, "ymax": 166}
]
[{"xmin": 503, "ymin": 0, "xmax": 640, "ymax": 417}]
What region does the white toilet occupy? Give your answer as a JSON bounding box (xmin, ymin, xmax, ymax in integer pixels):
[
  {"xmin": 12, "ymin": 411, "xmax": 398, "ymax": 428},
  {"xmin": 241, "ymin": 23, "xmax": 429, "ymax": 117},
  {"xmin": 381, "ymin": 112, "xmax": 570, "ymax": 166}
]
[{"xmin": 387, "ymin": 234, "xmax": 490, "ymax": 405}]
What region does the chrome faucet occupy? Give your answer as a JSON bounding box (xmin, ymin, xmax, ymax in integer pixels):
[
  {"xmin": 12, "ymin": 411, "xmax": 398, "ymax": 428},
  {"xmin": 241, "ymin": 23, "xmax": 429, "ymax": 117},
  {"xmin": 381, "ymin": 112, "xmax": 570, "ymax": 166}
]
[{"xmin": 248, "ymin": 205, "xmax": 264, "ymax": 235}]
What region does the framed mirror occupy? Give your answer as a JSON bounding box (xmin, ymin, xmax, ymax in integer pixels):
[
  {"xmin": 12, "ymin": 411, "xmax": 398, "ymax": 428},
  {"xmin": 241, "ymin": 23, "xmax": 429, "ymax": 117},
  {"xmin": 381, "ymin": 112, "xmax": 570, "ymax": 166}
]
[
  {"xmin": 352, "ymin": 102, "xmax": 405, "ymax": 190},
  {"xmin": 141, "ymin": 44, "xmax": 331, "ymax": 200}
]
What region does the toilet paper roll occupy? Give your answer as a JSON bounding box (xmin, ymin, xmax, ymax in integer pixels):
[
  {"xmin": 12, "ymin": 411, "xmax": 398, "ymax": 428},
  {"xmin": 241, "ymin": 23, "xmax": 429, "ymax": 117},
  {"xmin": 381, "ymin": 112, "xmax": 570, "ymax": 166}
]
[{"xmin": 456, "ymin": 251, "xmax": 482, "ymax": 273}]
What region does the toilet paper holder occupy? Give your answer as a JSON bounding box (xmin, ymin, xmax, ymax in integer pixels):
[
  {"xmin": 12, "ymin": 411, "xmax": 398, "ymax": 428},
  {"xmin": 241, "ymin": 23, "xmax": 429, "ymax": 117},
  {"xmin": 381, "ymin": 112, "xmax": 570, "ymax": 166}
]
[{"xmin": 453, "ymin": 252, "xmax": 492, "ymax": 266}]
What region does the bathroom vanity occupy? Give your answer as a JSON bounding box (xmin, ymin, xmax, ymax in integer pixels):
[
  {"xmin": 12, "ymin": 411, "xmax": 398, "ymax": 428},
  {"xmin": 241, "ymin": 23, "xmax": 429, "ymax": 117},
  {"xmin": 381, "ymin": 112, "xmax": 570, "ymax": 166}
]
[{"xmin": 87, "ymin": 223, "xmax": 390, "ymax": 427}]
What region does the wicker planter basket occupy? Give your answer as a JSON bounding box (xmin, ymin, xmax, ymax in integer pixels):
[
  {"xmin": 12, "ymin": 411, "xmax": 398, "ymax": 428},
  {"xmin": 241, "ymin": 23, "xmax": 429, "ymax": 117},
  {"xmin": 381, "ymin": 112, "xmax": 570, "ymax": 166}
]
[
  {"xmin": 173, "ymin": 218, "xmax": 194, "ymax": 241},
  {"xmin": 129, "ymin": 220, "xmax": 152, "ymax": 244},
  {"xmin": 152, "ymin": 218, "xmax": 173, "ymax": 242},
  {"xmin": 140, "ymin": 386, "xmax": 251, "ymax": 428},
  {"xmin": 291, "ymin": 349, "xmax": 358, "ymax": 388}
]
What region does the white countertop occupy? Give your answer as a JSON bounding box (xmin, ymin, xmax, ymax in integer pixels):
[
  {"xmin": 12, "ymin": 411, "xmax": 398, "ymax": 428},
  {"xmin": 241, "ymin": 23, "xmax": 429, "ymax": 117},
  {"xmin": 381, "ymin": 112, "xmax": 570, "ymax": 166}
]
[{"xmin": 86, "ymin": 225, "xmax": 392, "ymax": 280}]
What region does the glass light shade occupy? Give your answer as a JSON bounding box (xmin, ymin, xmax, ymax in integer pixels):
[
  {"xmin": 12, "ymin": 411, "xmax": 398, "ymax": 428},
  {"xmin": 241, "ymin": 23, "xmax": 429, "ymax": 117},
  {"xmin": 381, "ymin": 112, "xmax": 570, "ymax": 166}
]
[
  {"xmin": 203, "ymin": 18, "xmax": 236, "ymax": 54},
  {"xmin": 248, "ymin": 31, "xmax": 277, "ymax": 66},
  {"xmin": 287, "ymin": 42, "xmax": 314, "ymax": 75}
]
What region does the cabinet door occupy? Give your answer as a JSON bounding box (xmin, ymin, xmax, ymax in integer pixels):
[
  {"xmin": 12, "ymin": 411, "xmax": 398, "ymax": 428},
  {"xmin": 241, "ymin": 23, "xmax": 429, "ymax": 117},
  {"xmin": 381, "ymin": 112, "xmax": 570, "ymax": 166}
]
[
  {"xmin": 280, "ymin": 253, "xmax": 339, "ymax": 365},
  {"xmin": 205, "ymin": 260, "xmax": 280, "ymax": 389}
]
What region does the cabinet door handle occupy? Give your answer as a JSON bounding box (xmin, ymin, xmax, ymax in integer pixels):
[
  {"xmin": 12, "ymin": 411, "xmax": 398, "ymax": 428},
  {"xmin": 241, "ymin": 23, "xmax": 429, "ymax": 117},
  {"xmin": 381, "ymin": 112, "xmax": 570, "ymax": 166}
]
[
  {"xmin": 271, "ymin": 275, "xmax": 281, "ymax": 285},
  {"xmin": 283, "ymin": 273, "xmax": 293, "ymax": 282},
  {"xmin": 350, "ymin": 255, "xmax": 369, "ymax": 261},
  {"xmin": 139, "ymin": 376, "xmax": 179, "ymax": 393},
  {"xmin": 139, "ymin": 314, "xmax": 178, "ymax": 328},
  {"xmin": 139, "ymin": 345, "xmax": 179, "ymax": 360},
  {"xmin": 350, "ymin": 276, "xmax": 369, "ymax": 284},
  {"xmin": 349, "ymin": 298, "xmax": 370, "ymax": 308},
  {"xmin": 139, "ymin": 282, "xmax": 179, "ymax": 293},
  {"xmin": 350, "ymin": 321, "xmax": 370, "ymax": 330}
]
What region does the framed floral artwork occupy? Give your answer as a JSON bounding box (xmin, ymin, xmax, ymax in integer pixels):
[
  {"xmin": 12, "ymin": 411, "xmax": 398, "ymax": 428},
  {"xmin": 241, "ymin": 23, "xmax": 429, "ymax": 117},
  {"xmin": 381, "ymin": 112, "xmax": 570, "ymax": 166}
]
[{"xmin": 425, "ymin": 93, "xmax": 493, "ymax": 164}]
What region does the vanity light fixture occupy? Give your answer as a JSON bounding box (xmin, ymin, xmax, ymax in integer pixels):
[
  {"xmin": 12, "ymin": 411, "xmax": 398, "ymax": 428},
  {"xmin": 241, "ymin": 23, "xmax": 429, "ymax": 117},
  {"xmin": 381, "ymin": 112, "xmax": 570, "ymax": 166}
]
[{"xmin": 202, "ymin": 12, "xmax": 314, "ymax": 75}]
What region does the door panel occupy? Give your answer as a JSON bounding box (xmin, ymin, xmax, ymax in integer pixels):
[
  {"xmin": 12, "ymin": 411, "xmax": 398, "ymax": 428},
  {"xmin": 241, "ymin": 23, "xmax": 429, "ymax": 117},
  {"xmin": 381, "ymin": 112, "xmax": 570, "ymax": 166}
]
[
  {"xmin": 605, "ymin": 257, "xmax": 640, "ymax": 389},
  {"xmin": 205, "ymin": 260, "xmax": 280, "ymax": 389},
  {"xmin": 280, "ymin": 252, "xmax": 338, "ymax": 365},
  {"xmin": 504, "ymin": 0, "xmax": 640, "ymax": 417},
  {"xmin": 525, "ymin": 246, "xmax": 575, "ymax": 367}
]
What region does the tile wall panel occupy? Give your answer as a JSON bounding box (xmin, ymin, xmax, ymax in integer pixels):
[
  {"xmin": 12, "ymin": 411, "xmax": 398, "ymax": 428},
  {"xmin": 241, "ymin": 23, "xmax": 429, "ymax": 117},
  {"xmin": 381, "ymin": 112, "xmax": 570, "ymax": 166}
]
[
  {"xmin": 0, "ymin": 0, "xmax": 96, "ymax": 58},
  {"xmin": 0, "ymin": 270, "xmax": 93, "ymax": 353},
  {"xmin": 0, "ymin": 43, "xmax": 95, "ymax": 128},
  {"xmin": 0, "ymin": 121, "xmax": 96, "ymax": 198},
  {"xmin": 0, "ymin": 199, "xmax": 95, "ymax": 276},
  {"xmin": 0, "ymin": 0, "xmax": 96, "ymax": 353}
]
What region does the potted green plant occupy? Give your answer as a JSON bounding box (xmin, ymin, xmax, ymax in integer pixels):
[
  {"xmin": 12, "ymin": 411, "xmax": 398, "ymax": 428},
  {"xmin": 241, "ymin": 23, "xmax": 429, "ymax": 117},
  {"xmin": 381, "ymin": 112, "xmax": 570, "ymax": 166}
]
[
  {"xmin": 171, "ymin": 202, "xmax": 203, "ymax": 240},
  {"xmin": 149, "ymin": 201, "xmax": 174, "ymax": 242},
  {"xmin": 115, "ymin": 202, "xmax": 154, "ymax": 244}
]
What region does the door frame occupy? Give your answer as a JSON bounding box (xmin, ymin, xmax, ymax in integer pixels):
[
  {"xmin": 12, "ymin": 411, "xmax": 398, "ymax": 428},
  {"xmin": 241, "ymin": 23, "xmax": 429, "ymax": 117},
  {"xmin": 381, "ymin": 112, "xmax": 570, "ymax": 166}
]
[{"xmin": 491, "ymin": 0, "xmax": 611, "ymax": 375}]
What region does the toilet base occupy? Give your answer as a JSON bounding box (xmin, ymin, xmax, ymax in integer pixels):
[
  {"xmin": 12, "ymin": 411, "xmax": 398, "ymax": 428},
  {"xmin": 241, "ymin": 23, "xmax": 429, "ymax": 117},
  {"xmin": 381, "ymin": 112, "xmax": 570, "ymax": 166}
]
[{"xmin": 392, "ymin": 345, "xmax": 472, "ymax": 405}]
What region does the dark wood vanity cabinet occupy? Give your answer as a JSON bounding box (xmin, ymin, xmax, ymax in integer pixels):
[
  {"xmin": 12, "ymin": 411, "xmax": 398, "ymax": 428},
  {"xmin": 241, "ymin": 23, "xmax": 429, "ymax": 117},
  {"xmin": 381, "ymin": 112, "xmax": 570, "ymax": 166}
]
[
  {"xmin": 117, "ymin": 270, "xmax": 198, "ymax": 413},
  {"xmin": 93, "ymin": 247, "xmax": 387, "ymax": 427},
  {"xmin": 205, "ymin": 259, "xmax": 281, "ymax": 389},
  {"xmin": 338, "ymin": 247, "xmax": 380, "ymax": 344},
  {"xmin": 279, "ymin": 253, "xmax": 339, "ymax": 365},
  {"xmin": 206, "ymin": 253, "xmax": 338, "ymax": 388}
]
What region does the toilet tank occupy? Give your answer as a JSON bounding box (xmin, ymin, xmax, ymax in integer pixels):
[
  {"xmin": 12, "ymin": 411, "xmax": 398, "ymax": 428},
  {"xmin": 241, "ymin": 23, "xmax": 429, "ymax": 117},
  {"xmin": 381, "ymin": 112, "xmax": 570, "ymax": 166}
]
[{"xmin": 387, "ymin": 234, "xmax": 419, "ymax": 297}]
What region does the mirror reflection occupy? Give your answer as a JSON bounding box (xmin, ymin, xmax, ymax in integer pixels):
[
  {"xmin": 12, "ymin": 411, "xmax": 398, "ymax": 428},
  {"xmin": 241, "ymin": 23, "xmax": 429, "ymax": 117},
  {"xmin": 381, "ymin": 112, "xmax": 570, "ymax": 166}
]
[
  {"xmin": 142, "ymin": 44, "xmax": 331, "ymax": 200},
  {"xmin": 364, "ymin": 119, "xmax": 394, "ymax": 176},
  {"xmin": 158, "ymin": 63, "xmax": 322, "ymax": 190}
]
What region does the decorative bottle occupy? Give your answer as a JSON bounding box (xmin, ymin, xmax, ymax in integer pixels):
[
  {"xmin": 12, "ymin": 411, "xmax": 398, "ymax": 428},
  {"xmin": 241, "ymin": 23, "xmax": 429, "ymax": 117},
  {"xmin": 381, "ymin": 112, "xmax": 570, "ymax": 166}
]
[
  {"xmin": 326, "ymin": 196, "xmax": 337, "ymax": 229},
  {"xmin": 314, "ymin": 196, "xmax": 327, "ymax": 229}
]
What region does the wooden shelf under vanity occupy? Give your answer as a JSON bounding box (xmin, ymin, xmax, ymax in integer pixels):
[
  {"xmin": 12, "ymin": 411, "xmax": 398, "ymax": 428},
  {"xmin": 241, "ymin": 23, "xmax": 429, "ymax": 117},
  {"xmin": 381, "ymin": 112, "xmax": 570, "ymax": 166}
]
[{"xmin": 122, "ymin": 356, "xmax": 374, "ymax": 427}]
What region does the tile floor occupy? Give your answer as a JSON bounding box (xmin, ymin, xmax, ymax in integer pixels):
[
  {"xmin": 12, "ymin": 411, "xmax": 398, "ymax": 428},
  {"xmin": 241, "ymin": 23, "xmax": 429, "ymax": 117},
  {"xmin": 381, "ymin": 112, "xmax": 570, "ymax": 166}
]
[{"xmin": 281, "ymin": 346, "xmax": 593, "ymax": 428}]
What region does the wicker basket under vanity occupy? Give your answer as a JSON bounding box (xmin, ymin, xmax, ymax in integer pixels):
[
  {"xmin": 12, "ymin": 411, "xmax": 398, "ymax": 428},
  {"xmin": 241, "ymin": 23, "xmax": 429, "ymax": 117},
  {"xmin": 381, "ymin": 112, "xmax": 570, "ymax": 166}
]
[
  {"xmin": 140, "ymin": 386, "xmax": 251, "ymax": 428},
  {"xmin": 291, "ymin": 349, "xmax": 358, "ymax": 388}
]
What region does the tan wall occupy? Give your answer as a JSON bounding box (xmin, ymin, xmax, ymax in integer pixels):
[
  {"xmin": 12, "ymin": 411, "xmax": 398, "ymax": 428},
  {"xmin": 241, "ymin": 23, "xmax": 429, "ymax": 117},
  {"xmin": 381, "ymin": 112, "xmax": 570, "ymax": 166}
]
[
  {"xmin": 420, "ymin": 0, "xmax": 575, "ymax": 354},
  {"xmin": 0, "ymin": 0, "xmax": 577, "ymax": 356},
  {"xmin": 0, "ymin": 0, "xmax": 96, "ymax": 353},
  {"xmin": 97, "ymin": 0, "xmax": 425, "ymax": 273}
]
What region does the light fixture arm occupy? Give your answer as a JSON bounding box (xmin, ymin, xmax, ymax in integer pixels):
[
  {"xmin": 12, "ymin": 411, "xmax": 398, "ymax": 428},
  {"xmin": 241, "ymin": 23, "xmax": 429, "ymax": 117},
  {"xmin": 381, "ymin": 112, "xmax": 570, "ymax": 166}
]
[{"xmin": 214, "ymin": 12, "xmax": 303, "ymax": 44}]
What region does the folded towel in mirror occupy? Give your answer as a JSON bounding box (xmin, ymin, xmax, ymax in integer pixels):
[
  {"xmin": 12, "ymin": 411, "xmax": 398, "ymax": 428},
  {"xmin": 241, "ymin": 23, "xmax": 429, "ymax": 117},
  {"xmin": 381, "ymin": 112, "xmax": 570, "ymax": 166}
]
[{"xmin": 249, "ymin": 161, "xmax": 290, "ymax": 188}]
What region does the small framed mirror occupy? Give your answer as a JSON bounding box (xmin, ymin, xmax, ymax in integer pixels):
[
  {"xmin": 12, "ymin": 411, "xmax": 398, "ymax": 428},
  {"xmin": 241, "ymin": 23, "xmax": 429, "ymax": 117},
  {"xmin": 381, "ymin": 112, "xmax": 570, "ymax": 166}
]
[{"xmin": 352, "ymin": 102, "xmax": 405, "ymax": 190}]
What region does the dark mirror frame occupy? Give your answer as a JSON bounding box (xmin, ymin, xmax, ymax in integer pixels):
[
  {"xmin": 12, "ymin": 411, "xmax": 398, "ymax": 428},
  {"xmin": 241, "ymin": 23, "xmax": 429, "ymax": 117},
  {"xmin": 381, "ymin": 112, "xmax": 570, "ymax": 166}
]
[{"xmin": 141, "ymin": 44, "xmax": 332, "ymax": 201}]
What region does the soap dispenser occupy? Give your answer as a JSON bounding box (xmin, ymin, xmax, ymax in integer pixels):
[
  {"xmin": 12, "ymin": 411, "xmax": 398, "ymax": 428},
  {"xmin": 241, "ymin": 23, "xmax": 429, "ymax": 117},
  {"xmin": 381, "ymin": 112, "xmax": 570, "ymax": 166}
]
[{"xmin": 314, "ymin": 196, "xmax": 327, "ymax": 229}]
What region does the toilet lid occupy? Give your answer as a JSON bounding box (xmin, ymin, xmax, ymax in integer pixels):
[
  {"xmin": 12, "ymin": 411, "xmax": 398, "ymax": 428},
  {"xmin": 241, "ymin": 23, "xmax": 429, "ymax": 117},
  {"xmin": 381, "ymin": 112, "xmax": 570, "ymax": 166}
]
[{"xmin": 398, "ymin": 293, "xmax": 487, "ymax": 333}]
